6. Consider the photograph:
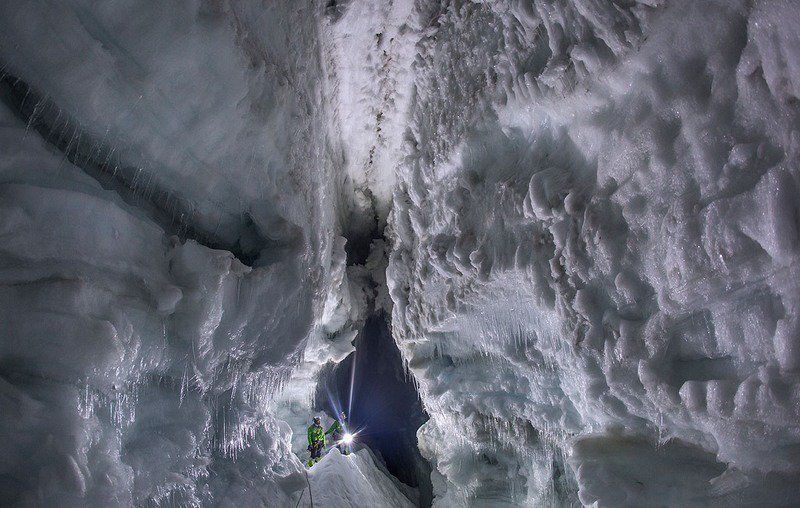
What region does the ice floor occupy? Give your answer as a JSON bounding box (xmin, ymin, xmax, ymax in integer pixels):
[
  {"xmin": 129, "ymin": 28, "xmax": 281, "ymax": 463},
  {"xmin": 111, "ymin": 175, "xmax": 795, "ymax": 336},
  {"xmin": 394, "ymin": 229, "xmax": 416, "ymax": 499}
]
[
  {"xmin": 298, "ymin": 448, "xmax": 417, "ymax": 508},
  {"xmin": 1, "ymin": 0, "xmax": 800, "ymax": 506}
]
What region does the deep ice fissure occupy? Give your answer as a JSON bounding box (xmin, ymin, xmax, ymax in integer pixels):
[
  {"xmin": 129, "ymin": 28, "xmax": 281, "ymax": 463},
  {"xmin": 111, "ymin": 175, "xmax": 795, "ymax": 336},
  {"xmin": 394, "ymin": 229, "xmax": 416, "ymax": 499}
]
[
  {"xmin": 314, "ymin": 217, "xmax": 433, "ymax": 505},
  {"xmin": 316, "ymin": 312, "xmax": 434, "ymax": 506}
]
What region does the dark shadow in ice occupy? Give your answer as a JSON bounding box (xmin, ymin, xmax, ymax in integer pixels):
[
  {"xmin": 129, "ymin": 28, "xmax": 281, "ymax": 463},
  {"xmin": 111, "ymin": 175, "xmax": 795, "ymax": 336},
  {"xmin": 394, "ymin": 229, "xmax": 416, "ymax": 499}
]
[{"xmin": 316, "ymin": 312, "xmax": 434, "ymax": 507}]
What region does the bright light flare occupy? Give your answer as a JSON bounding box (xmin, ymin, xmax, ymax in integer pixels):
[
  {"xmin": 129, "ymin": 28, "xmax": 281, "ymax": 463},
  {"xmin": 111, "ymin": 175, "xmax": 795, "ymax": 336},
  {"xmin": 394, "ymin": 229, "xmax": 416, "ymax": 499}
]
[{"xmin": 342, "ymin": 432, "xmax": 354, "ymax": 444}]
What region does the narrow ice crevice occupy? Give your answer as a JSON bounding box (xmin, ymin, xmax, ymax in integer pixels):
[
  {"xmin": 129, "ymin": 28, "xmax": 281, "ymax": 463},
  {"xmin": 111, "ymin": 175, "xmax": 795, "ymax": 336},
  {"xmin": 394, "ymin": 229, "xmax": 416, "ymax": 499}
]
[
  {"xmin": 316, "ymin": 311, "xmax": 434, "ymax": 507},
  {"xmin": 320, "ymin": 0, "xmax": 418, "ymax": 229}
]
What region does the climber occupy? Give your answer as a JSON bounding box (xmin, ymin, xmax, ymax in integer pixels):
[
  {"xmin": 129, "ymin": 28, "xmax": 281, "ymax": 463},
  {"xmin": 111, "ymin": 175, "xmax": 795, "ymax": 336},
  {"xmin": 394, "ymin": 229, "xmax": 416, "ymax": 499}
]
[
  {"xmin": 325, "ymin": 411, "xmax": 349, "ymax": 455},
  {"xmin": 307, "ymin": 416, "xmax": 325, "ymax": 467}
]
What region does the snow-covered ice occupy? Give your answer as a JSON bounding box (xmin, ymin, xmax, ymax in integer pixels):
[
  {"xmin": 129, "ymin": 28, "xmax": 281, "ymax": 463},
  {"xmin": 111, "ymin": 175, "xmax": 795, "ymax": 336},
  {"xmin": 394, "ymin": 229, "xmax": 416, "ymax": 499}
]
[
  {"xmin": 298, "ymin": 448, "xmax": 417, "ymax": 508},
  {"xmin": 1, "ymin": 0, "xmax": 800, "ymax": 506}
]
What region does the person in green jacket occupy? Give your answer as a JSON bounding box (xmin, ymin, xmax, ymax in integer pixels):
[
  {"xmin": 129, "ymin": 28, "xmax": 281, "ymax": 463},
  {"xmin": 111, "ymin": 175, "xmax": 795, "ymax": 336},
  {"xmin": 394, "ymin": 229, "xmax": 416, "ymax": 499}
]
[
  {"xmin": 325, "ymin": 412, "xmax": 349, "ymax": 455},
  {"xmin": 307, "ymin": 416, "xmax": 325, "ymax": 467}
]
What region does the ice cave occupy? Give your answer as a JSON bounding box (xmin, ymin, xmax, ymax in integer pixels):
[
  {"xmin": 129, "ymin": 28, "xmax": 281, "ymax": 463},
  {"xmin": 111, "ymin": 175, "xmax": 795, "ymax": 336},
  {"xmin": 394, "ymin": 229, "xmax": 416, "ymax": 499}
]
[{"xmin": 1, "ymin": 0, "xmax": 799, "ymax": 506}]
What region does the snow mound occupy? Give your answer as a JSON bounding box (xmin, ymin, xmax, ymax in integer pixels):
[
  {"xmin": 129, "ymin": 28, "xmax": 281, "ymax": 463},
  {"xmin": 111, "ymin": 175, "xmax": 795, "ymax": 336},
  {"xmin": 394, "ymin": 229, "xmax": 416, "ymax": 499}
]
[{"xmin": 299, "ymin": 448, "xmax": 417, "ymax": 508}]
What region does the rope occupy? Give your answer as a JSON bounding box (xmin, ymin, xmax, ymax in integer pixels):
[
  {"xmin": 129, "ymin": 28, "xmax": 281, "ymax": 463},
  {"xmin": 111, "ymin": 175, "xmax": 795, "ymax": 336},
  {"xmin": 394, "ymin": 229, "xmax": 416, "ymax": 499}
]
[
  {"xmin": 294, "ymin": 488, "xmax": 305, "ymax": 508},
  {"xmin": 304, "ymin": 467, "xmax": 314, "ymax": 508}
]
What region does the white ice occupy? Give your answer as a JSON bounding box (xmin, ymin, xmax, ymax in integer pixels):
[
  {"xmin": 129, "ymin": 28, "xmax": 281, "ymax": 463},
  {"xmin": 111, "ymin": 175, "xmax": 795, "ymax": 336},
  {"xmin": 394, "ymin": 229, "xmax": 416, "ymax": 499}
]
[
  {"xmin": 298, "ymin": 448, "xmax": 417, "ymax": 508},
  {"xmin": 0, "ymin": 1, "xmax": 365, "ymax": 505},
  {"xmin": 1, "ymin": 0, "xmax": 800, "ymax": 507},
  {"xmin": 388, "ymin": 0, "xmax": 800, "ymax": 505}
]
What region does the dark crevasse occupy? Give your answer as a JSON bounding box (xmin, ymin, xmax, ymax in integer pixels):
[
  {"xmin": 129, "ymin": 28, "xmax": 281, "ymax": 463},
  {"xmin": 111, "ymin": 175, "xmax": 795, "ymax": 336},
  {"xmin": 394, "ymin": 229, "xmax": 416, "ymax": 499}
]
[{"xmin": 315, "ymin": 312, "xmax": 433, "ymax": 507}]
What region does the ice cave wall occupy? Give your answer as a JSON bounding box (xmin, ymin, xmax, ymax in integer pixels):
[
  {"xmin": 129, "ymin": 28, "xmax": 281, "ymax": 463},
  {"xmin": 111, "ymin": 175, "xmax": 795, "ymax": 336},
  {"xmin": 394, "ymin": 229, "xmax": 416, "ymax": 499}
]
[
  {"xmin": 387, "ymin": 0, "xmax": 800, "ymax": 505},
  {"xmin": 2, "ymin": 0, "xmax": 800, "ymax": 507},
  {"xmin": 0, "ymin": 1, "xmax": 366, "ymax": 505}
]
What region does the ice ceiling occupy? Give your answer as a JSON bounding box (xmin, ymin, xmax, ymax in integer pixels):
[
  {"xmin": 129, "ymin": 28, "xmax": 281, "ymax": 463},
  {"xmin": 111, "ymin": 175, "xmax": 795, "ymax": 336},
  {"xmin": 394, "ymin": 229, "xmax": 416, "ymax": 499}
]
[{"xmin": 1, "ymin": 0, "xmax": 799, "ymax": 506}]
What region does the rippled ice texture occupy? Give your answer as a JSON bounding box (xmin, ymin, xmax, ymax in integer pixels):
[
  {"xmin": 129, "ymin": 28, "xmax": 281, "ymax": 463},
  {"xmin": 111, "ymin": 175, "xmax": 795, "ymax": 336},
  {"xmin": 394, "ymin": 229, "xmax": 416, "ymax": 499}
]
[
  {"xmin": 387, "ymin": 0, "xmax": 800, "ymax": 505},
  {"xmin": 2, "ymin": 0, "xmax": 800, "ymax": 507}
]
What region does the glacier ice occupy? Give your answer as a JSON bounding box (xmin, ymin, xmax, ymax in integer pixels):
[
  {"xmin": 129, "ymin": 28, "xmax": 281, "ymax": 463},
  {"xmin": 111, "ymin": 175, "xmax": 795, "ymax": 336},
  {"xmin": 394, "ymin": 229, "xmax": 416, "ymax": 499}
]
[
  {"xmin": 0, "ymin": 1, "xmax": 366, "ymax": 505},
  {"xmin": 388, "ymin": 0, "xmax": 800, "ymax": 505},
  {"xmin": 304, "ymin": 448, "xmax": 417, "ymax": 507},
  {"xmin": 1, "ymin": 0, "xmax": 800, "ymax": 507}
]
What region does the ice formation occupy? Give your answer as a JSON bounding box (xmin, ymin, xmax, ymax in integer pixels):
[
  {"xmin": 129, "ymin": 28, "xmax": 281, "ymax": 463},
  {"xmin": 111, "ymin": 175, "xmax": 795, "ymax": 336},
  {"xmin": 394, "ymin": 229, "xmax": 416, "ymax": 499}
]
[
  {"xmin": 1, "ymin": 0, "xmax": 800, "ymax": 507},
  {"xmin": 0, "ymin": 1, "xmax": 363, "ymax": 505},
  {"xmin": 388, "ymin": 0, "xmax": 800, "ymax": 505},
  {"xmin": 305, "ymin": 448, "xmax": 418, "ymax": 508}
]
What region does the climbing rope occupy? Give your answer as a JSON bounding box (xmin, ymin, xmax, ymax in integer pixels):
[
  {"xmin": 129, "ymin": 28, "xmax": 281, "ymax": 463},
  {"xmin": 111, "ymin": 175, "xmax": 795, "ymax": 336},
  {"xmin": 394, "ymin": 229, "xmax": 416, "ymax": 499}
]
[{"xmin": 304, "ymin": 467, "xmax": 314, "ymax": 508}]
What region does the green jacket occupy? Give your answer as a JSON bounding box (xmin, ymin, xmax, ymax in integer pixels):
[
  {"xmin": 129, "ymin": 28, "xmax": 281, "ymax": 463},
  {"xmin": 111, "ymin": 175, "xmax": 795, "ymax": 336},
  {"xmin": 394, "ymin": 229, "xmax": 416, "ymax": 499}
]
[
  {"xmin": 308, "ymin": 424, "xmax": 325, "ymax": 446},
  {"xmin": 325, "ymin": 420, "xmax": 343, "ymax": 436}
]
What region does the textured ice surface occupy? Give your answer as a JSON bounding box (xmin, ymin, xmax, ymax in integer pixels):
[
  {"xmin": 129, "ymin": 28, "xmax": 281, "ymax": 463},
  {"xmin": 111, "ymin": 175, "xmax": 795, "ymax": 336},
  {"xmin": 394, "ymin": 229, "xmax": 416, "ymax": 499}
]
[
  {"xmin": 0, "ymin": 1, "xmax": 329, "ymax": 253},
  {"xmin": 387, "ymin": 0, "xmax": 800, "ymax": 505},
  {"xmin": 0, "ymin": 1, "xmax": 365, "ymax": 505},
  {"xmin": 2, "ymin": 0, "xmax": 800, "ymax": 506}
]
